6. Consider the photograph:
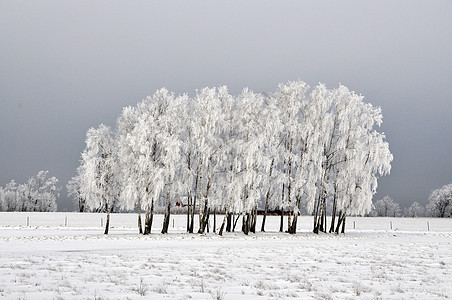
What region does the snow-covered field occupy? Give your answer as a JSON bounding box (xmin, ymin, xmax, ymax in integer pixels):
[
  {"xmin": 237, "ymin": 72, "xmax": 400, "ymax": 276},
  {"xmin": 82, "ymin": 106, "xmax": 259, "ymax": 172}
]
[{"xmin": 1, "ymin": 213, "xmax": 451, "ymax": 299}]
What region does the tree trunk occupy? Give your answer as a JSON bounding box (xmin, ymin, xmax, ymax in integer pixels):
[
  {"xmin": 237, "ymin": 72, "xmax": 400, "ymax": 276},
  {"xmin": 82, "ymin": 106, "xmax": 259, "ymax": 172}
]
[
  {"xmin": 199, "ymin": 177, "xmax": 211, "ymax": 234},
  {"xmin": 279, "ymin": 209, "xmax": 284, "ymax": 232},
  {"xmin": 186, "ymin": 192, "xmax": 191, "ymax": 233},
  {"xmin": 104, "ymin": 200, "xmax": 111, "ymax": 235},
  {"xmin": 190, "ymin": 170, "xmax": 199, "ymax": 234},
  {"xmin": 232, "ymin": 211, "xmax": 235, "ymax": 232},
  {"xmin": 290, "ymin": 215, "xmax": 297, "ymax": 234},
  {"xmin": 250, "ymin": 210, "xmax": 255, "ymax": 234},
  {"xmin": 189, "ymin": 195, "xmax": 196, "ymax": 233},
  {"xmin": 219, "ymin": 200, "xmax": 231, "ymax": 236},
  {"xmin": 144, "ymin": 204, "xmax": 151, "ymax": 235},
  {"xmin": 261, "ymin": 188, "xmax": 270, "ymax": 232},
  {"xmin": 198, "ymin": 159, "xmax": 203, "ymax": 230},
  {"xmin": 226, "ymin": 212, "xmax": 232, "ymax": 232},
  {"xmin": 247, "ymin": 213, "xmax": 251, "ymax": 235},
  {"xmin": 318, "ymin": 195, "xmax": 327, "ymax": 233},
  {"xmin": 319, "ymin": 208, "xmax": 324, "ymax": 232},
  {"xmin": 202, "ymin": 208, "xmax": 210, "ymax": 233},
  {"xmin": 341, "ymin": 214, "xmax": 346, "ymax": 234},
  {"xmin": 221, "ymin": 164, "xmax": 237, "ymax": 236},
  {"xmin": 335, "ymin": 210, "xmax": 343, "ymax": 234},
  {"xmin": 242, "ymin": 213, "xmax": 251, "ymax": 235},
  {"xmin": 241, "ymin": 183, "xmax": 249, "ymax": 234},
  {"xmin": 329, "ymin": 209, "xmax": 336, "ymax": 233},
  {"xmin": 137, "ymin": 197, "xmax": 143, "ymax": 235},
  {"xmin": 329, "ymin": 190, "xmax": 337, "ymax": 233},
  {"xmin": 161, "ymin": 192, "xmax": 171, "ymax": 234},
  {"xmin": 219, "ymin": 214, "xmax": 226, "ymax": 236},
  {"xmin": 250, "ymin": 205, "xmax": 257, "ymax": 234},
  {"xmin": 144, "ymin": 184, "xmax": 151, "ymax": 234},
  {"xmin": 149, "ymin": 197, "xmax": 155, "ymax": 234},
  {"xmin": 78, "ymin": 196, "xmax": 85, "ymax": 212},
  {"xmin": 319, "ymin": 200, "xmax": 327, "ymax": 233},
  {"xmin": 261, "ymin": 158, "xmax": 274, "ymax": 232},
  {"xmin": 232, "ymin": 213, "xmax": 240, "ymax": 232},
  {"xmin": 280, "ymin": 183, "xmax": 285, "ymax": 232},
  {"xmin": 314, "ymin": 192, "xmax": 327, "ymax": 234},
  {"xmin": 213, "ymin": 209, "xmax": 216, "ymax": 233},
  {"xmin": 287, "ymin": 158, "xmax": 292, "ymax": 234},
  {"xmin": 289, "ymin": 195, "xmax": 301, "ymax": 234},
  {"xmin": 313, "ymin": 194, "xmax": 320, "ymax": 233}
]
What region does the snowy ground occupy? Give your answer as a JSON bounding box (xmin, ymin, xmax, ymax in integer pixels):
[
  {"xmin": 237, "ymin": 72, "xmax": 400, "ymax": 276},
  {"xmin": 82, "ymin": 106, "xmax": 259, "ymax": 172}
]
[{"xmin": 0, "ymin": 213, "xmax": 451, "ymax": 299}]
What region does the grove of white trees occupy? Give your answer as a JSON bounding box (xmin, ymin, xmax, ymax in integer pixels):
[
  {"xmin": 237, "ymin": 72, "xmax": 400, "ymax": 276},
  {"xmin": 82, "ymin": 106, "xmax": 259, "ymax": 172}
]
[
  {"xmin": 0, "ymin": 171, "xmax": 59, "ymax": 212},
  {"xmin": 68, "ymin": 81, "xmax": 393, "ymax": 234},
  {"xmin": 371, "ymin": 195, "xmax": 400, "ymax": 217}
]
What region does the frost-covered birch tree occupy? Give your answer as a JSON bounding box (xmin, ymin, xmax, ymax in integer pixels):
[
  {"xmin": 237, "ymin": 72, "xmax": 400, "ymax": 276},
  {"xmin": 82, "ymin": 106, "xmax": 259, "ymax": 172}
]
[
  {"xmin": 116, "ymin": 105, "xmax": 146, "ymax": 233},
  {"xmin": 218, "ymin": 92, "xmax": 240, "ymax": 235},
  {"xmin": 79, "ymin": 124, "xmax": 117, "ymax": 234},
  {"xmin": 157, "ymin": 92, "xmax": 184, "ymax": 234},
  {"xmin": 175, "ymin": 95, "xmax": 199, "ymax": 232},
  {"xmin": 274, "ymin": 81, "xmax": 313, "ymax": 233},
  {"xmin": 327, "ymin": 87, "xmax": 392, "ymax": 232},
  {"xmin": 227, "ymin": 88, "xmax": 268, "ymax": 234},
  {"xmin": 259, "ymin": 95, "xmax": 284, "ymax": 232},
  {"xmin": 117, "ymin": 89, "xmax": 174, "ymax": 234},
  {"xmin": 288, "ymin": 84, "xmax": 331, "ymax": 234},
  {"xmin": 191, "ymin": 87, "xmax": 227, "ymax": 234},
  {"xmin": 309, "ymin": 85, "xmax": 392, "ymax": 233}
]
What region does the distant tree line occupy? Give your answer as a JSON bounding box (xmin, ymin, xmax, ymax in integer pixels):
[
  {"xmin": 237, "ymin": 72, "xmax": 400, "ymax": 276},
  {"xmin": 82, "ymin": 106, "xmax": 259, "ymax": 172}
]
[
  {"xmin": 67, "ymin": 81, "xmax": 393, "ymax": 235},
  {"xmin": 370, "ymin": 183, "xmax": 452, "ymax": 218},
  {"xmin": 0, "ymin": 171, "xmax": 59, "ymax": 212}
]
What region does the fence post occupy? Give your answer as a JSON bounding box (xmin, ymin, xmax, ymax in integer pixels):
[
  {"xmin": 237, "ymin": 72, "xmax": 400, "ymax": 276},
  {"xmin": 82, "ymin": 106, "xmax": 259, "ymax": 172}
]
[
  {"xmin": 427, "ymin": 221, "xmax": 430, "ymax": 231},
  {"xmin": 173, "ymin": 218, "xmax": 175, "ymax": 228},
  {"xmin": 26, "ymin": 216, "xmax": 30, "ymax": 226},
  {"xmin": 390, "ymin": 221, "xmax": 393, "ymax": 230},
  {"xmin": 65, "ymin": 217, "xmax": 68, "ymax": 227},
  {"xmin": 101, "ymin": 218, "xmax": 103, "ymax": 228},
  {"xmin": 353, "ymin": 221, "xmax": 356, "ymax": 230}
]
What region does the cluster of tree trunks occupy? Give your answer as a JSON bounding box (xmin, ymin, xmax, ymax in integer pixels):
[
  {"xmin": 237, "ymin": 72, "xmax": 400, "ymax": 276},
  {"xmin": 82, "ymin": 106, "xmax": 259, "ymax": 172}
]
[{"xmin": 109, "ymin": 202, "xmax": 350, "ymax": 236}]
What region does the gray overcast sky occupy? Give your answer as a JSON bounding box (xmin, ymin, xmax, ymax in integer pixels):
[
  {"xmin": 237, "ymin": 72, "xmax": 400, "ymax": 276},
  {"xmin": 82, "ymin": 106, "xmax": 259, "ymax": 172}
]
[{"xmin": 1, "ymin": 1, "xmax": 451, "ymax": 211}]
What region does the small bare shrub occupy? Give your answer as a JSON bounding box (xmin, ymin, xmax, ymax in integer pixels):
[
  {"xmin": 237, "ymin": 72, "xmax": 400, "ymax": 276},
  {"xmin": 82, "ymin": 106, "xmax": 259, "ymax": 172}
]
[
  {"xmin": 212, "ymin": 288, "xmax": 225, "ymax": 300},
  {"xmin": 354, "ymin": 283, "xmax": 362, "ymax": 296},
  {"xmin": 132, "ymin": 278, "xmax": 149, "ymax": 296}
]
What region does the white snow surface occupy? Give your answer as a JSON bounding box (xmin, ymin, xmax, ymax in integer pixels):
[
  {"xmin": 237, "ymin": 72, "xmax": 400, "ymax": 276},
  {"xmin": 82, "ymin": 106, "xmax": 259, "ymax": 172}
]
[{"xmin": 0, "ymin": 213, "xmax": 451, "ymax": 299}]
